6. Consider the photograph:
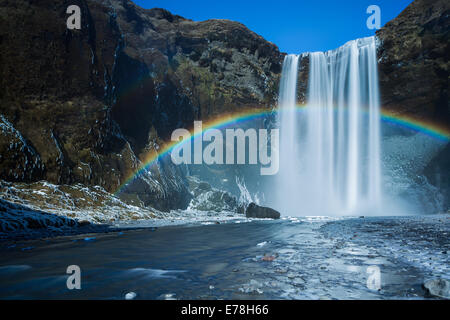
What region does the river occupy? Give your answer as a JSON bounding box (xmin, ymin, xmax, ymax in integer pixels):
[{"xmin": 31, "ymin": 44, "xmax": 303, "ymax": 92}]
[{"xmin": 0, "ymin": 215, "xmax": 448, "ymax": 299}]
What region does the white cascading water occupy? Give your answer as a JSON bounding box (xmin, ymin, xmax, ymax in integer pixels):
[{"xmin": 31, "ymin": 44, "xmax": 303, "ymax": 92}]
[
  {"xmin": 276, "ymin": 54, "xmax": 301, "ymax": 215},
  {"xmin": 276, "ymin": 36, "xmax": 381, "ymax": 216}
]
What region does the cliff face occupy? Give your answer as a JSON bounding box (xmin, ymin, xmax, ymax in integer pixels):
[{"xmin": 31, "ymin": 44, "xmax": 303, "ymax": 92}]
[
  {"xmin": 0, "ymin": 0, "xmax": 133, "ymax": 191},
  {"xmin": 375, "ymin": 0, "xmax": 449, "ymax": 209},
  {"xmin": 109, "ymin": 1, "xmax": 283, "ymax": 142},
  {"xmin": 0, "ymin": 0, "xmax": 283, "ymax": 210},
  {"xmin": 376, "ymin": 0, "xmax": 449, "ymax": 124},
  {"xmin": 424, "ymin": 144, "xmax": 450, "ymax": 210},
  {"xmin": 0, "ymin": 0, "xmax": 447, "ymax": 212}
]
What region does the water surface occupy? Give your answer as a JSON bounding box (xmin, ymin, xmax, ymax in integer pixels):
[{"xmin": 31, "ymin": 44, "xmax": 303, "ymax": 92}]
[{"xmin": 0, "ymin": 216, "xmax": 448, "ymax": 299}]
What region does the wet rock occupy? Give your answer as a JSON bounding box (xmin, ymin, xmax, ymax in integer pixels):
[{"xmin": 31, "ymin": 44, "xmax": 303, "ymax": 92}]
[
  {"xmin": 158, "ymin": 293, "xmax": 177, "ymax": 300},
  {"xmin": 423, "ymin": 144, "xmax": 450, "ymax": 210},
  {"xmin": 287, "ymin": 272, "xmax": 297, "ymax": 279},
  {"xmin": 187, "ymin": 177, "xmax": 238, "ymax": 212},
  {"xmin": 77, "ymin": 220, "xmax": 91, "ymax": 227},
  {"xmin": 423, "ymin": 278, "xmax": 450, "ymax": 299},
  {"xmin": 245, "ymin": 203, "xmax": 280, "ymax": 219},
  {"xmin": 125, "ymin": 292, "xmax": 137, "ymax": 300},
  {"xmin": 0, "ymin": 198, "xmax": 81, "ymax": 237}
]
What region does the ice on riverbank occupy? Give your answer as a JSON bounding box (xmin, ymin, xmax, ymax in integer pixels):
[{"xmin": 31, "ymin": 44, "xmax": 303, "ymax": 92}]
[{"xmin": 0, "ymin": 180, "xmax": 247, "ymax": 239}]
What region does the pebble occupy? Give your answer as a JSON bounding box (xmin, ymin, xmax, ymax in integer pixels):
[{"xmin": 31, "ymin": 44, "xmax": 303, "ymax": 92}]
[
  {"xmin": 160, "ymin": 293, "xmax": 176, "ymax": 300},
  {"xmin": 423, "ymin": 278, "xmax": 450, "ymax": 299},
  {"xmin": 261, "ymin": 255, "xmax": 276, "ymax": 262}
]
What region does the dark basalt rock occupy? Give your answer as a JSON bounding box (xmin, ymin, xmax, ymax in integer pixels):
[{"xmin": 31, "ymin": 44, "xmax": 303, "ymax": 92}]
[
  {"xmin": 423, "ymin": 143, "xmax": 450, "ymax": 210},
  {"xmin": 245, "ymin": 202, "xmax": 280, "ymax": 219},
  {"xmin": 0, "ymin": 0, "xmax": 283, "ymax": 211},
  {"xmin": 376, "ymin": 0, "xmax": 450, "ymax": 126},
  {"xmin": 376, "ymin": 0, "xmax": 450, "ymax": 209},
  {"xmin": 186, "ymin": 176, "xmax": 238, "ymax": 212}
]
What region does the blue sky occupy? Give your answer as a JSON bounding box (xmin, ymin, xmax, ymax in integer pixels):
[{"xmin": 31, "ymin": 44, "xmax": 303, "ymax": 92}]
[{"xmin": 133, "ymin": 0, "xmax": 414, "ymax": 53}]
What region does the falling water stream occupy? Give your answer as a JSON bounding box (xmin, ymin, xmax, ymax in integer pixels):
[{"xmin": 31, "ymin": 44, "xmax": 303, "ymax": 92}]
[{"xmin": 277, "ymin": 37, "xmax": 381, "ymax": 216}]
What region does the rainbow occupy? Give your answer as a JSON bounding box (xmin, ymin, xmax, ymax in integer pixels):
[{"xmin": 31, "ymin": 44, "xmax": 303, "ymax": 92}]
[
  {"xmin": 115, "ymin": 105, "xmax": 449, "ymax": 194},
  {"xmin": 380, "ymin": 110, "xmax": 450, "ymax": 142}
]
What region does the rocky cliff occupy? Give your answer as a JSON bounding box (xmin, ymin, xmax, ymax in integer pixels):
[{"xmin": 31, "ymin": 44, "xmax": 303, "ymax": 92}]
[
  {"xmin": 376, "ymin": 0, "xmax": 449, "ymax": 125},
  {"xmin": 0, "ymin": 0, "xmax": 447, "ymax": 213},
  {"xmin": 0, "ymin": 0, "xmax": 283, "ymax": 211},
  {"xmin": 376, "ymin": 0, "xmax": 449, "ymax": 209}
]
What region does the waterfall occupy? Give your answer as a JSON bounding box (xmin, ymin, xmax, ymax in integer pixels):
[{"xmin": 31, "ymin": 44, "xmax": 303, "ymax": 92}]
[
  {"xmin": 276, "ymin": 54, "xmax": 301, "ymax": 215},
  {"xmin": 276, "ymin": 36, "xmax": 381, "ymax": 216}
]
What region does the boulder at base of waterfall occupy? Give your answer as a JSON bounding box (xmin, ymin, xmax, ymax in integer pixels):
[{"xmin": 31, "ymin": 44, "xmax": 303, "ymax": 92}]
[
  {"xmin": 245, "ymin": 203, "xmax": 280, "ymax": 219},
  {"xmin": 423, "ymin": 278, "xmax": 450, "ymax": 299}
]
